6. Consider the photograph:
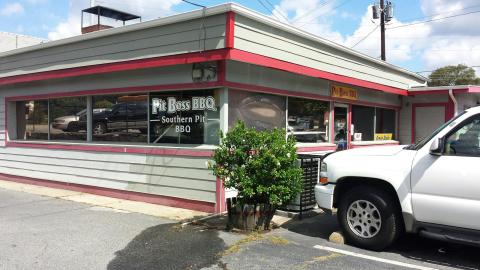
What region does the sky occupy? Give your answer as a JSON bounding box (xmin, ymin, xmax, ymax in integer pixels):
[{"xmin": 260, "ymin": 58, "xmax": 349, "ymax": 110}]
[{"xmin": 0, "ymin": 0, "xmax": 479, "ymax": 76}]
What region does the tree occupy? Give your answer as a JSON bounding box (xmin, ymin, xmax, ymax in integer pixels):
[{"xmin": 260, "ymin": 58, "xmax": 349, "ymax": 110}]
[{"xmin": 428, "ymin": 64, "xmax": 480, "ymax": 86}]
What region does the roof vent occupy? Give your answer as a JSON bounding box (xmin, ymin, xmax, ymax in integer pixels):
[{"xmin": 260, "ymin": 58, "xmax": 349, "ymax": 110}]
[{"xmin": 81, "ymin": 5, "xmax": 141, "ymax": 34}]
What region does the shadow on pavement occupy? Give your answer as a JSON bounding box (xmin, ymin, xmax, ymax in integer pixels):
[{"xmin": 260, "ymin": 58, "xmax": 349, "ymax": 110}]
[
  {"xmin": 107, "ymin": 222, "xmax": 226, "ymax": 270},
  {"xmin": 281, "ymin": 212, "xmax": 339, "ymax": 239},
  {"xmin": 282, "ymin": 212, "xmax": 480, "ymax": 270}
]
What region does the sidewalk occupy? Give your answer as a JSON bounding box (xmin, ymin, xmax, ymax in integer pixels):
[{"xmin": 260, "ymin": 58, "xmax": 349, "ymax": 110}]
[{"xmin": 0, "ymin": 178, "xmax": 208, "ymax": 221}]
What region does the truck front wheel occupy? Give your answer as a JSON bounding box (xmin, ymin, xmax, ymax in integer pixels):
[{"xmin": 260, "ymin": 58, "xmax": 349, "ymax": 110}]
[{"xmin": 337, "ymin": 186, "xmax": 402, "ymax": 251}]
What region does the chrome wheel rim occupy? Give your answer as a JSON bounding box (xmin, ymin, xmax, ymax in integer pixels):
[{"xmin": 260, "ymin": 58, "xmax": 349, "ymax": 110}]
[
  {"xmin": 93, "ymin": 123, "xmax": 104, "ymax": 135},
  {"xmin": 346, "ymin": 200, "xmax": 382, "ymax": 238}
]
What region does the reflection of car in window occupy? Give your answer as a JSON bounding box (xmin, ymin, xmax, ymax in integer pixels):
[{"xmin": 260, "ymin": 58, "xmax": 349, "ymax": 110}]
[
  {"xmin": 92, "ymin": 102, "xmax": 148, "ymax": 135},
  {"xmin": 51, "ymin": 108, "xmax": 107, "ymax": 132}
]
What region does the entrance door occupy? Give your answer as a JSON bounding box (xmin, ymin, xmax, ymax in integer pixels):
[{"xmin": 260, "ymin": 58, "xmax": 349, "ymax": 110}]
[{"xmin": 334, "ymin": 104, "xmax": 349, "ymax": 150}]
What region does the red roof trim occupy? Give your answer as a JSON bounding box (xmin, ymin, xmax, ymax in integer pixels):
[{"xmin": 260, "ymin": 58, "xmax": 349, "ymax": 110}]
[
  {"xmin": 226, "ymin": 49, "xmax": 409, "ymax": 96},
  {"xmin": 0, "ymin": 49, "xmax": 229, "ymax": 86},
  {"xmin": 1, "ymin": 47, "xmax": 410, "ymax": 96}
]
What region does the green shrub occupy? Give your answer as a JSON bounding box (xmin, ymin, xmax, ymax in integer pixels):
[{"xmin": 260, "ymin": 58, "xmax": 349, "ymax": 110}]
[{"xmin": 209, "ymin": 121, "xmax": 303, "ymax": 206}]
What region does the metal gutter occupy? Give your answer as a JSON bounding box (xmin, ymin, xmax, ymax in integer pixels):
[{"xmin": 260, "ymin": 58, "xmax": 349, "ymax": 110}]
[{"xmin": 449, "ymin": 89, "xmax": 458, "ymax": 116}]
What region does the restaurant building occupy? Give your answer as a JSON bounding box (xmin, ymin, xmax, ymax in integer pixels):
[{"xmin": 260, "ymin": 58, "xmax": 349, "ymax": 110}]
[{"xmin": 1, "ymin": 3, "xmax": 470, "ymax": 213}]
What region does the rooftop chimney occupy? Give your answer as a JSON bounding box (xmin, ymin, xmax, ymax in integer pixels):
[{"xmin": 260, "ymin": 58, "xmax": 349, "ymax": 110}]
[{"xmin": 81, "ymin": 6, "xmax": 141, "ymax": 34}]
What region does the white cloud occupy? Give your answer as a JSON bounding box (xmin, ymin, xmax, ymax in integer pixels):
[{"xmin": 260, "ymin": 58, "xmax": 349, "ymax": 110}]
[
  {"xmin": 271, "ymin": 0, "xmax": 344, "ymax": 43},
  {"xmin": 344, "ymin": 6, "xmax": 431, "ymax": 63},
  {"xmin": 1, "ymin": 2, "xmax": 25, "ymax": 16},
  {"xmin": 48, "ymin": 0, "xmax": 182, "ymax": 40},
  {"xmin": 273, "ymin": 0, "xmax": 480, "ymax": 74}
]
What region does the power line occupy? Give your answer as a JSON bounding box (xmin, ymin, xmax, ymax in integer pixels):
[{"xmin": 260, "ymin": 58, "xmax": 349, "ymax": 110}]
[
  {"xmin": 263, "ymin": 0, "xmax": 290, "ymax": 23},
  {"xmin": 256, "ymin": 0, "xmax": 284, "ymax": 22},
  {"xmin": 181, "ymin": 0, "xmax": 205, "ymax": 8},
  {"xmin": 388, "ymin": 10, "xmax": 480, "ymax": 30},
  {"xmin": 290, "ymin": 0, "xmax": 331, "ymax": 23},
  {"xmin": 296, "ymin": 0, "xmax": 353, "ymax": 28},
  {"xmin": 387, "ymin": 3, "xmax": 480, "ymax": 28},
  {"xmin": 351, "ymin": 25, "xmax": 379, "ymax": 48}
]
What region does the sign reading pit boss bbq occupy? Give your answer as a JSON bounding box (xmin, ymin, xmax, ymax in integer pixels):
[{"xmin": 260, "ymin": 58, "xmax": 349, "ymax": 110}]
[
  {"xmin": 151, "ymin": 96, "xmax": 216, "ymax": 133},
  {"xmin": 331, "ymin": 85, "xmax": 358, "ymax": 101},
  {"xmin": 149, "ymin": 90, "xmax": 220, "ymax": 144}
]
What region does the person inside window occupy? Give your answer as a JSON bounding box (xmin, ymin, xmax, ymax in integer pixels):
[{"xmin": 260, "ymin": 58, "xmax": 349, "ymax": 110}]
[{"xmin": 335, "ymin": 129, "xmax": 347, "ymax": 150}]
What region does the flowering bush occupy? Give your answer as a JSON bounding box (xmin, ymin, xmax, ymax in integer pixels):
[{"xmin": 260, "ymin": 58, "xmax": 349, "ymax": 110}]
[{"xmin": 209, "ymin": 121, "xmax": 303, "ymax": 206}]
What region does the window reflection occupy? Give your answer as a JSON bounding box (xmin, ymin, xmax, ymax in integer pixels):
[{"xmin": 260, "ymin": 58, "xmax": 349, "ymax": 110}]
[
  {"xmin": 17, "ymin": 100, "xmax": 49, "ymax": 140},
  {"xmin": 288, "ymin": 97, "xmax": 329, "ymax": 143},
  {"xmin": 150, "ymin": 90, "xmax": 220, "ymax": 145},
  {"xmin": 92, "ymin": 94, "xmax": 148, "ymax": 143},
  {"xmin": 229, "ymin": 90, "xmax": 286, "ymax": 130},
  {"xmin": 50, "ymin": 97, "xmax": 87, "ymax": 141}
]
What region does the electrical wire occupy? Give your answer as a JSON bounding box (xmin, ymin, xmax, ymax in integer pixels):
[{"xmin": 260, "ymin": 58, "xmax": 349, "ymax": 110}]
[
  {"xmin": 388, "ymin": 10, "xmax": 480, "ymax": 30},
  {"xmin": 351, "ymin": 25, "xmax": 379, "ymax": 48},
  {"xmin": 263, "ymin": 0, "xmax": 290, "ymax": 23},
  {"xmin": 295, "ymin": 0, "xmax": 353, "ymax": 28},
  {"xmin": 290, "ymin": 0, "xmax": 331, "ymax": 23},
  {"xmin": 256, "ymin": 0, "xmax": 284, "ymax": 22},
  {"xmin": 387, "ymin": 3, "xmax": 480, "ymax": 28},
  {"xmin": 181, "ymin": 0, "xmax": 205, "ymax": 8}
]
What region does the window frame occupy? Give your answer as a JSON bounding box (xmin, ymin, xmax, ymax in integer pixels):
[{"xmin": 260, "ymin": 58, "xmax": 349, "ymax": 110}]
[{"xmin": 442, "ymin": 115, "xmax": 480, "ymax": 157}]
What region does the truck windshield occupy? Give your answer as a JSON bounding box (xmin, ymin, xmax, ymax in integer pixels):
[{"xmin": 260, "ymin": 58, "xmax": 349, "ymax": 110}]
[{"xmin": 410, "ymin": 111, "xmax": 466, "ymax": 150}]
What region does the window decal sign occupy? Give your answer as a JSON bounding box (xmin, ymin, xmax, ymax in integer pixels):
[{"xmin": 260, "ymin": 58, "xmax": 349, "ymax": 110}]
[
  {"xmin": 149, "ymin": 91, "xmax": 220, "ymax": 144},
  {"xmin": 151, "ymin": 96, "xmax": 216, "ymax": 114}
]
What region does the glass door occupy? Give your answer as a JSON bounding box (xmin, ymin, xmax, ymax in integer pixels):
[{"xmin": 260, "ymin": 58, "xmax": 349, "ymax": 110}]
[{"xmin": 333, "ymin": 104, "xmax": 349, "ymax": 150}]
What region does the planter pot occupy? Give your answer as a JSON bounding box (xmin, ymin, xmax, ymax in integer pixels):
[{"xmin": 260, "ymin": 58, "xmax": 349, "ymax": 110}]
[{"xmin": 226, "ymin": 197, "xmax": 276, "ymax": 231}]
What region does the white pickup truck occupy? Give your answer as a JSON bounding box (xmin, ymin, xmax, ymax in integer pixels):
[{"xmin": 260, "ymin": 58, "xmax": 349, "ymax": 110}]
[{"xmin": 315, "ymin": 106, "xmax": 480, "ymax": 250}]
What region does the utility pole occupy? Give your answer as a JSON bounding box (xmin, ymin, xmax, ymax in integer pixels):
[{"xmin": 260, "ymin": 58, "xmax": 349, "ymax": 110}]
[
  {"xmin": 372, "ymin": 1, "xmax": 393, "ymax": 61},
  {"xmin": 380, "ymin": 0, "xmax": 385, "ymax": 61}
]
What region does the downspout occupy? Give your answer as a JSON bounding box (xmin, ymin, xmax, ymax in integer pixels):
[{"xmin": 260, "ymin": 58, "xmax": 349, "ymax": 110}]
[{"xmin": 448, "ymin": 89, "xmax": 458, "ymax": 116}]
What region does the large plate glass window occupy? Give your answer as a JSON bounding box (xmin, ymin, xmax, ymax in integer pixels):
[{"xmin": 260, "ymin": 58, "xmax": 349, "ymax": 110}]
[
  {"xmin": 49, "ymin": 97, "xmax": 87, "ymax": 141},
  {"xmin": 16, "ymin": 100, "xmax": 49, "ymax": 140},
  {"xmin": 92, "ymin": 94, "xmax": 148, "ymax": 143},
  {"xmin": 229, "ymin": 90, "xmax": 286, "ymax": 130},
  {"xmin": 150, "ymin": 89, "xmax": 220, "ymax": 145},
  {"xmin": 288, "ymin": 97, "xmax": 329, "ymax": 143},
  {"xmin": 375, "ymin": 108, "xmax": 396, "ymax": 140},
  {"xmin": 352, "ymin": 105, "xmax": 375, "ymax": 141}
]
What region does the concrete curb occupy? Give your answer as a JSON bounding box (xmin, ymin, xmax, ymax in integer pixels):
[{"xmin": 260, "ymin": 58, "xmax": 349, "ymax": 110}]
[{"xmin": 0, "ymin": 179, "xmax": 208, "ymax": 221}]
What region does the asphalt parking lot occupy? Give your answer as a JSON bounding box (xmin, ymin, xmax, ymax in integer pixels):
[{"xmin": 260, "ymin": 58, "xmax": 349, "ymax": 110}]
[{"xmin": 1, "ymin": 187, "xmax": 479, "ymax": 270}]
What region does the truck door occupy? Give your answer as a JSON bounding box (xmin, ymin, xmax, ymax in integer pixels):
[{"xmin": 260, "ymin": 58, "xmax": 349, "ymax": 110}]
[{"xmin": 411, "ymin": 114, "xmax": 480, "ymax": 230}]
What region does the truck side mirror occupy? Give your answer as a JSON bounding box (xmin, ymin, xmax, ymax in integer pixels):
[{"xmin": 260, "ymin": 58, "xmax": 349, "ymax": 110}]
[{"xmin": 429, "ymin": 137, "xmax": 444, "ymax": 156}]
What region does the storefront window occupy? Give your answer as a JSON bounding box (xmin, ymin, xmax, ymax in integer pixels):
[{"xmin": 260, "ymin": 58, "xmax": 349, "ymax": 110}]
[
  {"xmin": 288, "ymin": 97, "xmax": 329, "ymax": 143},
  {"xmin": 150, "ymin": 89, "xmax": 220, "ymax": 145},
  {"xmin": 375, "ymin": 108, "xmax": 396, "ymax": 140},
  {"xmin": 352, "ymin": 105, "xmax": 397, "ymax": 141},
  {"xmin": 352, "ymin": 105, "xmax": 375, "ymax": 141},
  {"xmin": 17, "ymin": 100, "xmax": 49, "ymax": 140},
  {"xmin": 49, "ymin": 97, "xmax": 87, "ymax": 141},
  {"xmin": 229, "ymin": 90, "xmax": 286, "ymax": 130},
  {"xmin": 92, "ymin": 94, "xmax": 148, "ymax": 143}
]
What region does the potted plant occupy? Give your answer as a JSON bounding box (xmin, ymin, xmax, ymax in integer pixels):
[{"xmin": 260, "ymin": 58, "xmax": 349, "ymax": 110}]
[{"xmin": 209, "ymin": 121, "xmax": 303, "ymax": 231}]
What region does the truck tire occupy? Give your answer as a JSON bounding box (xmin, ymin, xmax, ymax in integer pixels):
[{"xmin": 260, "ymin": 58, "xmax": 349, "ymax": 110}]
[
  {"xmin": 337, "ymin": 186, "xmax": 403, "ymax": 251},
  {"xmin": 93, "ymin": 122, "xmax": 107, "ymax": 135}
]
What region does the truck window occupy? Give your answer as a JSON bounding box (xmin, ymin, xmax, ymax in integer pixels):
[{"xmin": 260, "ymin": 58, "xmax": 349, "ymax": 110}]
[{"xmin": 445, "ymin": 116, "xmax": 480, "ymax": 157}]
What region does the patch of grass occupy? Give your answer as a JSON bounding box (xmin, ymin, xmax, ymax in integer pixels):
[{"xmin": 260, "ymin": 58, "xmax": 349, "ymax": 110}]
[
  {"xmin": 267, "ymin": 236, "xmax": 289, "ymax": 245},
  {"xmin": 222, "ymin": 232, "xmax": 265, "ymax": 255}
]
